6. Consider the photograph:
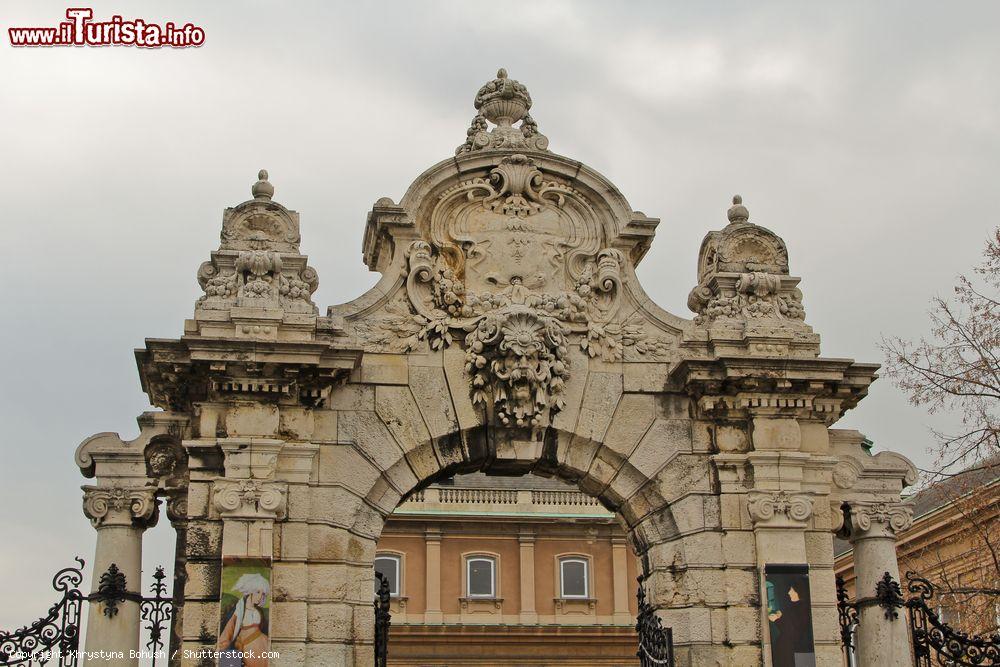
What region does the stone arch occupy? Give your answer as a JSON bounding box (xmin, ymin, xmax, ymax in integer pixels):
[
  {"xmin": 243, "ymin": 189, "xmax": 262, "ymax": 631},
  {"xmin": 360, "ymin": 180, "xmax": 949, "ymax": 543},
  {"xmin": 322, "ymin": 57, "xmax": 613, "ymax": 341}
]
[
  {"xmin": 348, "ymin": 424, "xmax": 684, "ymax": 554},
  {"xmin": 319, "ymin": 377, "xmax": 720, "ymax": 662}
]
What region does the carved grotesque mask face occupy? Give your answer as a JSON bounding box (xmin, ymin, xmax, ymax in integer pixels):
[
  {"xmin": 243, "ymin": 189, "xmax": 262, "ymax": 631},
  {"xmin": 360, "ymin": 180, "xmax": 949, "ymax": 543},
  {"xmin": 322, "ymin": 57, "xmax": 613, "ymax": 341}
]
[{"xmin": 499, "ymin": 314, "xmax": 545, "ymax": 374}]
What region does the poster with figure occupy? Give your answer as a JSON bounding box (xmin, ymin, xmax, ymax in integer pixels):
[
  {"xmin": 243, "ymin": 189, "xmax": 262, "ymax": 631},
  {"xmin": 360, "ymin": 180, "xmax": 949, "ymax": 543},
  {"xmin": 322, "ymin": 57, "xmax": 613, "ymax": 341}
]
[
  {"xmin": 218, "ymin": 558, "xmax": 272, "ymax": 667},
  {"xmin": 765, "ymin": 564, "xmax": 816, "ymax": 667}
]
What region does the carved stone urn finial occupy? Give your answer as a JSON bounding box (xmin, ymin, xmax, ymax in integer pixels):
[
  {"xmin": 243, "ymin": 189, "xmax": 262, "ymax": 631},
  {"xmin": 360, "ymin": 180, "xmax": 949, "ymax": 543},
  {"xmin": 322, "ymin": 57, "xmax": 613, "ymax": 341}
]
[
  {"xmin": 456, "ymin": 68, "xmax": 549, "ymax": 154},
  {"xmin": 727, "ymin": 194, "xmax": 749, "ymax": 224},
  {"xmin": 252, "ymin": 169, "xmax": 274, "ymax": 201}
]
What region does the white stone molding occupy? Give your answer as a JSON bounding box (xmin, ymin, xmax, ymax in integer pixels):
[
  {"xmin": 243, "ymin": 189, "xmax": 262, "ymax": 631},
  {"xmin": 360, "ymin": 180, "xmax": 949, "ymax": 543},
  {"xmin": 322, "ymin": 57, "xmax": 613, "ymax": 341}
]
[
  {"xmin": 219, "ymin": 438, "xmax": 284, "ymax": 479},
  {"xmin": 82, "ymin": 484, "xmax": 158, "ymax": 528},
  {"xmin": 746, "ymin": 489, "xmax": 814, "ymax": 526},
  {"xmin": 212, "ymin": 478, "xmax": 287, "ymax": 520}
]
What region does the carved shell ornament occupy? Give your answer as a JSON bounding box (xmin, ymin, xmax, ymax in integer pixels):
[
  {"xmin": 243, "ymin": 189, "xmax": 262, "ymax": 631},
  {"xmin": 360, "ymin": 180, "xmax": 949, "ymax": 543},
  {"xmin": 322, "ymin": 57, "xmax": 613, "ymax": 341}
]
[{"xmin": 386, "ymin": 147, "xmax": 642, "ymax": 428}]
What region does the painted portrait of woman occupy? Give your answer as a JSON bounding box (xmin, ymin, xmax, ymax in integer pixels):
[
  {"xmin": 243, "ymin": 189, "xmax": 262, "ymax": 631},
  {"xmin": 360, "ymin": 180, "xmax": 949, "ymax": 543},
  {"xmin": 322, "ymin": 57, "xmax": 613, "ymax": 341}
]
[
  {"xmin": 218, "ymin": 569, "xmax": 271, "ymax": 667},
  {"xmin": 765, "ymin": 565, "xmax": 816, "ymax": 667}
]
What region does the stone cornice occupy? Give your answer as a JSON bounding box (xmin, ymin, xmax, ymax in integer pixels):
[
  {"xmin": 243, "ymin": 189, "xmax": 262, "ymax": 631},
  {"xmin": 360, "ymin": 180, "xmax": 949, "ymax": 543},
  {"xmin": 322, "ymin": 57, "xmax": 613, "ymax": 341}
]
[
  {"xmin": 136, "ymin": 337, "xmax": 360, "ymax": 412},
  {"xmin": 76, "ymin": 412, "xmax": 189, "ymax": 479},
  {"xmin": 670, "ymin": 357, "xmax": 878, "ymax": 423}
]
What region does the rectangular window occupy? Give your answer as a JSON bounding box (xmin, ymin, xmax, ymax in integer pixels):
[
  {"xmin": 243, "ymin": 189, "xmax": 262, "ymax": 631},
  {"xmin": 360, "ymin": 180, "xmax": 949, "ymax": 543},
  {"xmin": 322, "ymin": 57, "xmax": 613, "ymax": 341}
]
[
  {"xmin": 467, "ymin": 556, "xmax": 495, "ymax": 597},
  {"xmin": 560, "ymin": 558, "xmax": 588, "ymax": 598},
  {"xmin": 374, "ymin": 555, "xmax": 400, "ymax": 597}
]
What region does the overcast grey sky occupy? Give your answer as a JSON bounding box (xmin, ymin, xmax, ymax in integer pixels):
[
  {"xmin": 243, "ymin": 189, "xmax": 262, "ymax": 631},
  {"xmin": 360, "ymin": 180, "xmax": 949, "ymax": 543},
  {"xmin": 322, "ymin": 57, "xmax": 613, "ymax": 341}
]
[{"xmin": 2, "ymin": 0, "xmax": 999, "ymax": 630}]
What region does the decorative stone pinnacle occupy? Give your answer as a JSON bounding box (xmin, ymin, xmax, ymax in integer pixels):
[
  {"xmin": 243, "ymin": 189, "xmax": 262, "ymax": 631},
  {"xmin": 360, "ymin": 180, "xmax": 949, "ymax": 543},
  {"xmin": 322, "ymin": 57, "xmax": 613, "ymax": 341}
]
[
  {"xmin": 727, "ymin": 194, "xmax": 749, "ymax": 224},
  {"xmin": 456, "ymin": 68, "xmax": 549, "ymax": 154},
  {"xmin": 252, "ymin": 169, "xmax": 274, "ymax": 200}
]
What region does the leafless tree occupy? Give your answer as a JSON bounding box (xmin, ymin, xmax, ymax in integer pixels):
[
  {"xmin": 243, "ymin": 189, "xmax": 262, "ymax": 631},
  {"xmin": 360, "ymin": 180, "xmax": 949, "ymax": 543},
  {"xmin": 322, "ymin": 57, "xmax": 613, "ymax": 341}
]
[
  {"xmin": 883, "ymin": 229, "xmax": 1000, "ymax": 633},
  {"xmin": 881, "ymin": 228, "xmax": 1000, "ymax": 479}
]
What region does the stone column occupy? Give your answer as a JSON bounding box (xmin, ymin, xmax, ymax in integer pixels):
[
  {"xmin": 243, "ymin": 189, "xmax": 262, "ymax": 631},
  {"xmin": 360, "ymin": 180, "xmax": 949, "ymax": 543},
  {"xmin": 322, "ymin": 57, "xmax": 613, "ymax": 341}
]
[
  {"xmin": 82, "ymin": 485, "xmax": 158, "ymax": 666},
  {"xmin": 611, "ymin": 537, "xmax": 631, "ymax": 625},
  {"xmin": 164, "ymin": 493, "xmax": 188, "ymax": 666},
  {"xmin": 424, "ymin": 527, "xmax": 443, "ymax": 623},
  {"xmin": 848, "ymin": 500, "xmax": 913, "ymax": 667},
  {"xmin": 518, "ymin": 530, "xmax": 537, "ymax": 623}
]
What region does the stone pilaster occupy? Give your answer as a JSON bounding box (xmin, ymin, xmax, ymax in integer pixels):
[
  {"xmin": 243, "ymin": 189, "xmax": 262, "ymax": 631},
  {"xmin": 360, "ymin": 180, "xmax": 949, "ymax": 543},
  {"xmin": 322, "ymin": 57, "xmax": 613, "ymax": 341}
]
[
  {"xmin": 214, "ymin": 438, "xmax": 286, "ymax": 559},
  {"xmin": 424, "ymin": 527, "xmax": 443, "ymax": 623},
  {"xmin": 518, "ymin": 530, "xmax": 537, "ymax": 623},
  {"xmin": 847, "ymin": 500, "xmax": 914, "ymax": 667},
  {"xmin": 164, "ymin": 492, "xmax": 188, "ymax": 667},
  {"xmin": 81, "ymin": 484, "xmax": 158, "ymax": 667},
  {"xmin": 611, "ymin": 537, "xmax": 631, "ymax": 625}
]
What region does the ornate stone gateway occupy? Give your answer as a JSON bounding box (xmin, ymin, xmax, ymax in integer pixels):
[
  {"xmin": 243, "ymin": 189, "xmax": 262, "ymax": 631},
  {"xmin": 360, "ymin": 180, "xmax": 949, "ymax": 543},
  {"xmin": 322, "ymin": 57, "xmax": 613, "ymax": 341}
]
[{"xmin": 74, "ymin": 69, "xmax": 918, "ymax": 666}]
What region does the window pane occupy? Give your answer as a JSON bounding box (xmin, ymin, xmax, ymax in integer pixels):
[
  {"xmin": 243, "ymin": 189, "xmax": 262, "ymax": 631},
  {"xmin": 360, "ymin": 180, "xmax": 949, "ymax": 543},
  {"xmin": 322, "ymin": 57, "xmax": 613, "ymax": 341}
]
[
  {"xmin": 468, "ymin": 558, "xmax": 494, "ymax": 596},
  {"xmin": 375, "ymin": 557, "xmax": 398, "ymax": 596},
  {"xmin": 562, "ymin": 560, "xmax": 587, "ymax": 597}
]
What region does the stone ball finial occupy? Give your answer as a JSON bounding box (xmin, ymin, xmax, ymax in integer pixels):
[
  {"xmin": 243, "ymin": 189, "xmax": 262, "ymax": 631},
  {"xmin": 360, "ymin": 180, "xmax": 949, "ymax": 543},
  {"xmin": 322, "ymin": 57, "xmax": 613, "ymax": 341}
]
[
  {"xmin": 252, "ymin": 169, "xmax": 274, "ymax": 200},
  {"xmin": 727, "ymin": 194, "xmax": 749, "ymax": 224},
  {"xmin": 497, "ymin": 68, "xmax": 508, "ymax": 79}
]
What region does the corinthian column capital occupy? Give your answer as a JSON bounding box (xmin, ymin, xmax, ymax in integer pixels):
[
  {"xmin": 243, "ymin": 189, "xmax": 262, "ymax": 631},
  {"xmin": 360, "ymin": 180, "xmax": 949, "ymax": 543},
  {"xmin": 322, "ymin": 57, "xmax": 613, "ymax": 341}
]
[
  {"xmin": 847, "ymin": 500, "xmax": 914, "ymax": 539},
  {"xmin": 82, "ymin": 484, "xmax": 158, "ymax": 529}
]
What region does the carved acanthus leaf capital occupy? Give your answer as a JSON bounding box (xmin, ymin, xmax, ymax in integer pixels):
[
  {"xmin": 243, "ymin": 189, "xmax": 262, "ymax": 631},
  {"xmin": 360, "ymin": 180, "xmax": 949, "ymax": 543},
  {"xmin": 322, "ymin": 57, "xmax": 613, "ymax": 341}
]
[
  {"xmin": 847, "ymin": 500, "xmax": 914, "ymax": 538},
  {"xmin": 82, "ymin": 485, "xmax": 158, "ymax": 528},
  {"xmin": 747, "ymin": 490, "xmax": 814, "ymax": 526},
  {"xmin": 212, "ymin": 478, "xmax": 287, "ymax": 520}
]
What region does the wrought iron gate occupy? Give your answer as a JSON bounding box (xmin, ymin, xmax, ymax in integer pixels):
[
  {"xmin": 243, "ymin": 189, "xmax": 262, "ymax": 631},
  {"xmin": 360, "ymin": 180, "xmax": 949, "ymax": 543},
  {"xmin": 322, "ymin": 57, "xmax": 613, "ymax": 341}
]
[
  {"xmin": 0, "ymin": 559, "xmax": 173, "ymax": 667},
  {"xmin": 636, "ymin": 575, "xmax": 674, "ymax": 667},
  {"xmin": 837, "ymin": 571, "xmax": 1000, "ymax": 666},
  {"xmin": 374, "ymin": 571, "xmax": 391, "ymax": 667},
  {"xmin": 905, "ymin": 573, "xmax": 999, "ymax": 666}
]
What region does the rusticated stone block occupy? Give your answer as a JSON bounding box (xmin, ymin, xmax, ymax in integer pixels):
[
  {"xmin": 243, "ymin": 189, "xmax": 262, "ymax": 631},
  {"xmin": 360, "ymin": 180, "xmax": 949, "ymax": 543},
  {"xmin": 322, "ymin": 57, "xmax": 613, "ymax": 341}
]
[{"xmin": 306, "ymin": 602, "xmax": 354, "ymax": 641}]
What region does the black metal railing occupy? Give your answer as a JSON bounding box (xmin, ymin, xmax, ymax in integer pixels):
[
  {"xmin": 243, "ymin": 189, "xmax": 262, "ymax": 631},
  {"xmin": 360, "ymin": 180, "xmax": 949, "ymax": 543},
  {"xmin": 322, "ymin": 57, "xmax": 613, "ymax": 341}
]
[
  {"xmin": 835, "ymin": 574, "xmax": 859, "ymax": 656},
  {"xmin": 0, "ymin": 559, "xmax": 84, "ymax": 666},
  {"xmin": 636, "ymin": 575, "xmax": 674, "ymax": 667},
  {"xmin": 374, "ymin": 571, "xmax": 391, "ymax": 667},
  {"xmin": 0, "ymin": 560, "xmax": 173, "ymax": 667},
  {"xmin": 905, "ymin": 572, "xmax": 1000, "ymax": 667},
  {"xmin": 837, "ymin": 571, "xmax": 1000, "ymax": 666}
]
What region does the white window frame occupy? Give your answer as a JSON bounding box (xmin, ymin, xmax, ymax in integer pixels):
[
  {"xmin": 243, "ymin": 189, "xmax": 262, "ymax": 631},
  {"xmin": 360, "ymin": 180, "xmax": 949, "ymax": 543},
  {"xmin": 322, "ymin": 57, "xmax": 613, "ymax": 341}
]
[
  {"xmin": 466, "ymin": 555, "xmax": 496, "ymax": 598},
  {"xmin": 559, "ymin": 557, "xmax": 589, "ymax": 599},
  {"xmin": 374, "ymin": 554, "xmax": 401, "ymax": 598}
]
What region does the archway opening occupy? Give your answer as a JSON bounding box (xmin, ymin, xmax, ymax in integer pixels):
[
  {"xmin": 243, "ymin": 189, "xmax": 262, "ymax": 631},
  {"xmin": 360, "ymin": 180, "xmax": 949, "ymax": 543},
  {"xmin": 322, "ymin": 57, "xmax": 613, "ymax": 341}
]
[{"xmin": 374, "ymin": 468, "xmax": 644, "ymax": 666}]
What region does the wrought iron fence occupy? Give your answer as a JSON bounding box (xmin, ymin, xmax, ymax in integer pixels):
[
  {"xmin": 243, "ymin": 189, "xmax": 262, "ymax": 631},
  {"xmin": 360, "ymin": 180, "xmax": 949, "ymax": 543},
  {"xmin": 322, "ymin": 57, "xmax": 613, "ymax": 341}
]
[
  {"xmin": 374, "ymin": 571, "xmax": 391, "ymax": 667},
  {"xmin": 837, "ymin": 571, "xmax": 1000, "ymax": 666},
  {"xmin": 636, "ymin": 575, "xmax": 674, "ymax": 667},
  {"xmin": 905, "ymin": 572, "xmax": 1000, "ymax": 667},
  {"xmin": 0, "ymin": 559, "xmax": 173, "ymax": 667},
  {"xmin": 0, "ymin": 559, "xmax": 83, "ymax": 666}
]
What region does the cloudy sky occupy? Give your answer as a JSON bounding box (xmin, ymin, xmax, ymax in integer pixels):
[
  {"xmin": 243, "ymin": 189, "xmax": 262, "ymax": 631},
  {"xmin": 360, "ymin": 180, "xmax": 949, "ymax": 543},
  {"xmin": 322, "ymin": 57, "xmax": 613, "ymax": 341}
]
[{"xmin": 2, "ymin": 0, "xmax": 999, "ymax": 630}]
